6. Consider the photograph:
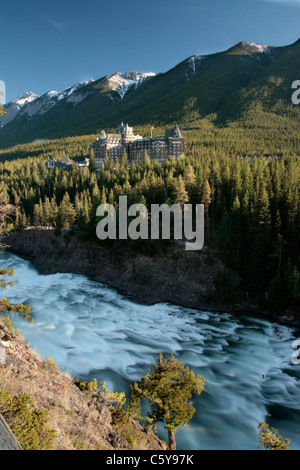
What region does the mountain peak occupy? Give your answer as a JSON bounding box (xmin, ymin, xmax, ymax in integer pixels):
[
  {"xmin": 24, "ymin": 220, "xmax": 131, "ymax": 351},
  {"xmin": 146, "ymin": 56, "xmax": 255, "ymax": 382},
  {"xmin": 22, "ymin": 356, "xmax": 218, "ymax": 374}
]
[
  {"xmin": 1, "ymin": 37, "xmax": 299, "ymax": 146},
  {"xmin": 228, "ymin": 41, "xmax": 270, "ymax": 55},
  {"xmin": 12, "ymin": 91, "xmax": 39, "ymax": 106},
  {"xmin": 107, "ymin": 72, "xmax": 156, "ymax": 99},
  {"xmin": 242, "ymin": 41, "xmax": 270, "ymax": 52}
]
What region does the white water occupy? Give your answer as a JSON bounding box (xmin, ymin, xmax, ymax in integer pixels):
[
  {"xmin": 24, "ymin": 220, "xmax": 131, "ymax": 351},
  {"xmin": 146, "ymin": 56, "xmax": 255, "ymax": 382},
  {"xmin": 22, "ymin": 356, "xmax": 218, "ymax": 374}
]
[{"xmin": 0, "ymin": 252, "xmax": 299, "ymax": 450}]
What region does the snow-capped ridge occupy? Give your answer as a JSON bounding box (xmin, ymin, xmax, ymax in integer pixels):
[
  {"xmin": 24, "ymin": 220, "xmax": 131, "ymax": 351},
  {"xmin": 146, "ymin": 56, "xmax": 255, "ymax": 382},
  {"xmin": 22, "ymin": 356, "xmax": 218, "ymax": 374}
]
[
  {"xmin": 55, "ymin": 80, "xmax": 95, "ymax": 101},
  {"xmin": 3, "ymin": 80, "xmax": 96, "ymax": 125},
  {"xmin": 44, "ymin": 91, "xmax": 59, "ymax": 97},
  {"xmin": 241, "ymin": 41, "xmax": 270, "ymax": 53},
  {"xmin": 107, "ymin": 72, "xmax": 156, "ymax": 99},
  {"xmin": 41, "ymin": 81, "xmax": 94, "ymax": 101},
  {"xmin": 12, "ymin": 91, "xmax": 39, "ymax": 107}
]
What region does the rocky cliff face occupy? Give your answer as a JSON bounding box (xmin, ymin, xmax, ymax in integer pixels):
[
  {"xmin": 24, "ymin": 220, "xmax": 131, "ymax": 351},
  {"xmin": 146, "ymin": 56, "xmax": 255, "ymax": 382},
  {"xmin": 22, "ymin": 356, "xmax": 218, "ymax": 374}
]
[{"xmin": 4, "ymin": 228, "xmax": 224, "ymax": 311}]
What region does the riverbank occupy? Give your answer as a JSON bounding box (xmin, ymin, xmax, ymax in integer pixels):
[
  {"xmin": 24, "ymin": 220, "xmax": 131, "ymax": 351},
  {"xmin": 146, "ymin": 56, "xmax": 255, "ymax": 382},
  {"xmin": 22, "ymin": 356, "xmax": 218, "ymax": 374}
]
[
  {"xmin": 0, "ymin": 319, "xmax": 166, "ymax": 450},
  {"xmin": 3, "ymin": 228, "xmax": 263, "ymax": 316}
]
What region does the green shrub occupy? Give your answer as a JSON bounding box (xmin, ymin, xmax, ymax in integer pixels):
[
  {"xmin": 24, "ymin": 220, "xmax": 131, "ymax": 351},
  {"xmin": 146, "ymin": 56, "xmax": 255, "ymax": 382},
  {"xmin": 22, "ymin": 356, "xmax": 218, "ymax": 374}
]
[
  {"xmin": 111, "ymin": 408, "xmax": 144, "ymax": 450},
  {"xmin": 46, "ymin": 357, "xmax": 59, "ymax": 370},
  {"xmin": 76, "ymin": 378, "xmax": 98, "ymax": 393},
  {"xmin": 0, "ymin": 389, "xmax": 56, "ymax": 450},
  {"xmin": 70, "ymin": 435, "xmax": 85, "ymax": 450},
  {"xmin": 258, "ymin": 422, "xmax": 290, "ymax": 450}
]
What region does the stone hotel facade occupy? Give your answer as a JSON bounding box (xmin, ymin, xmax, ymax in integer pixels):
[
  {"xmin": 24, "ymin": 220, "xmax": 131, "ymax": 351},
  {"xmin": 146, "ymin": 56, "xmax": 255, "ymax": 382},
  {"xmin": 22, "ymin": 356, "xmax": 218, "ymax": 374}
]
[{"xmin": 91, "ymin": 122, "xmax": 185, "ymax": 171}]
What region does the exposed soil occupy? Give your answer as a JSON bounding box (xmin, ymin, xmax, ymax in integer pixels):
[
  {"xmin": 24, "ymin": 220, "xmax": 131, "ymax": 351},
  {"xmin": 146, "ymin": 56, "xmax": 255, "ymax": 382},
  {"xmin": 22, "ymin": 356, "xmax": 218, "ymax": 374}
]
[{"xmin": 0, "ymin": 320, "xmax": 166, "ymax": 450}]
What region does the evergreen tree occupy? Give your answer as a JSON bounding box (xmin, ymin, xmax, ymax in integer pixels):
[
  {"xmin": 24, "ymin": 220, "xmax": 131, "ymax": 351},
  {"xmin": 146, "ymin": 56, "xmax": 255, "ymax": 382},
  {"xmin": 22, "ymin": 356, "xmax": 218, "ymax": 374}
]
[
  {"xmin": 43, "ymin": 197, "xmax": 52, "ymax": 227},
  {"xmin": 57, "ymin": 193, "xmax": 76, "ymax": 228},
  {"xmin": 249, "ymin": 181, "xmax": 272, "ymax": 289},
  {"xmin": 50, "ymin": 197, "xmax": 58, "ymax": 227},
  {"xmin": 33, "ymin": 200, "xmax": 43, "ymax": 227},
  {"xmin": 184, "ymin": 164, "xmax": 196, "ymax": 199},
  {"xmin": 174, "ymin": 175, "xmax": 188, "ymax": 206},
  {"xmin": 91, "ymin": 181, "xmax": 100, "ymax": 208},
  {"xmin": 121, "ymin": 149, "xmax": 129, "ymax": 170},
  {"xmin": 143, "ymin": 150, "xmax": 151, "ymax": 168},
  {"xmin": 202, "ymin": 179, "xmax": 212, "ymax": 206},
  {"xmin": 100, "ymin": 187, "xmax": 107, "ymax": 205},
  {"xmin": 0, "ymin": 201, "xmax": 32, "ymax": 322},
  {"xmin": 104, "ymin": 152, "xmax": 109, "ymax": 170},
  {"xmin": 129, "ymin": 354, "xmax": 205, "ymax": 450},
  {"xmin": 89, "ymin": 147, "xmax": 97, "ymax": 173}
]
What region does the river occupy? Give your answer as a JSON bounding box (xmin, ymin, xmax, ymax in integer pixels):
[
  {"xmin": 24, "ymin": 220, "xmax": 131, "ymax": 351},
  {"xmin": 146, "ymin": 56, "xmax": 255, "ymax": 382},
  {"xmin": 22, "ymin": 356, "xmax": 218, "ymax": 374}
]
[{"xmin": 0, "ymin": 251, "xmax": 299, "ymax": 450}]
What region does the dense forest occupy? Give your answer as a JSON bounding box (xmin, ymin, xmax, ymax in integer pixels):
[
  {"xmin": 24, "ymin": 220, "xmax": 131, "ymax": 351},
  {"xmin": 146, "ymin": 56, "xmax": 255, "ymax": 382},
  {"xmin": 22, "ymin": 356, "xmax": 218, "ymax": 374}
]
[{"xmin": 0, "ymin": 122, "xmax": 299, "ymax": 317}]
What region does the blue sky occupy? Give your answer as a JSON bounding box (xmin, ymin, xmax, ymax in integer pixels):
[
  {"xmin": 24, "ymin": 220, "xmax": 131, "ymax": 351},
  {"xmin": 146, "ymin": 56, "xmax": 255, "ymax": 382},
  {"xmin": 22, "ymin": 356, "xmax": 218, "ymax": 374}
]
[{"xmin": 1, "ymin": 0, "xmax": 300, "ymax": 102}]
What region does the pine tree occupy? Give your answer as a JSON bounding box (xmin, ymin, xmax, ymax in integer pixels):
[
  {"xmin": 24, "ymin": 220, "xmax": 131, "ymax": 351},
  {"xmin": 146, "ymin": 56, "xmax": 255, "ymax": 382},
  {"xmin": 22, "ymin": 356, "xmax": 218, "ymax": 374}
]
[
  {"xmin": 89, "ymin": 147, "xmax": 97, "ymax": 173},
  {"xmin": 121, "ymin": 149, "xmax": 128, "ymax": 170},
  {"xmin": 143, "ymin": 150, "xmax": 151, "ymax": 168},
  {"xmin": 174, "ymin": 175, "xmax": 188, "ymax": 206},
  {"xmin": 201, "ymin": 179, "xmax": 211, "ymax": 206},
  {"xmin": 91, "ymin": 181, "xmax": 100, "ymax": 208},
  {"xmin": 184, "ymin": 164, "xmax": 196, "ymax": 199},
  {"xmin": 33, "ymin": 200, "xmax": 43, "ymax": 227},
  {"xmin": 57, "ymin": 193, "xmax": 76, "ymax": 228},
  {"xmin": 129, "ymin": 354, "xmax": 205, "ymax": 450},
  {"xmin": 43, "ymin": 197, "xmax": 52, "ymax": 227},
  {"xmin": 108, "ymin": 188, "xmax": 114, "ymax": 205},
  {"xmin": 104, "ymin": 152, "xmax": 109, "ymax": 170},
  {"xmin": 74, "ymin": 192, "xmax": 82, "ymax": 218},
  {"xmin": 50, "ymin": 197, "xmax": 58, "ymax": 227},
  {"xmin": 250, "ymin": 180, "xmax": 272, "ymax": 289},
  {"xmin": 100, "ymin": 187, "xmax": 107, "ymax": 205},
  {"xmin": 202, "ymin": 179, "xmax": 211, "ymax": 238}
]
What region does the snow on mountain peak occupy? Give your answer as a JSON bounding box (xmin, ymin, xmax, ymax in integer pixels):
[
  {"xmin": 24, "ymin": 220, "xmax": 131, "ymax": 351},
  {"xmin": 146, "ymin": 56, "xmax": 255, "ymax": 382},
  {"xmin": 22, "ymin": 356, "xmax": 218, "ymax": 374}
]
[
  {"xmin": 187, "ymin": 55, "xmax": 205, "ymax": 75},
  {"xmin": 12, "ymin": 91, "xmax": 39, "ymax": 107},
  {"xmin": 107, "ymin": 72, "xmax": 156, "ymax": 99},
  {"xmin": 242, "ymin": 42, "xmax": 270, "ymax": 53},
  {"xmin": 0, "ymin": 80, "xmax": 96, "ymax": 128},
  {"xmin": 45, "ymin": 90, "xmax": 59, "ymax": 97},
  {"xmin": 55, "ymin": 80, "xmax": 95, "ymax": 101},
  {"xmin": 32, "ymin": 81, "xmax": 94, "ymax": 104}
]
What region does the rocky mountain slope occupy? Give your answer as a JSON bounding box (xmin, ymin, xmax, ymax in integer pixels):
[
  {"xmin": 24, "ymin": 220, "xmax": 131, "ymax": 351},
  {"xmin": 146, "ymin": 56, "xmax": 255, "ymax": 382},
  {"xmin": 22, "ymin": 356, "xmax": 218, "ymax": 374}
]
[
  {"xmin": 0, "ymin": 73, "xmax": 155, "ymax": 146},
  {"xmin": 1, "ymin": 72, "xmax": 156, "ymax": 130},
  {"xmin": 1, "ymin": 39, "xmax": 300, "ymax": 148}
]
